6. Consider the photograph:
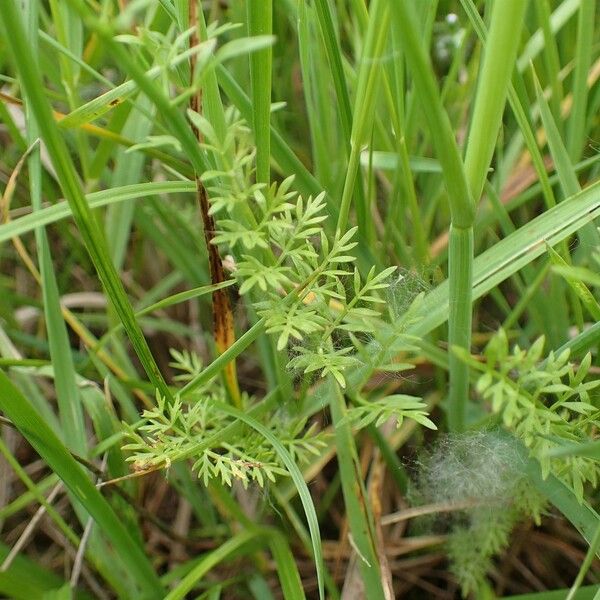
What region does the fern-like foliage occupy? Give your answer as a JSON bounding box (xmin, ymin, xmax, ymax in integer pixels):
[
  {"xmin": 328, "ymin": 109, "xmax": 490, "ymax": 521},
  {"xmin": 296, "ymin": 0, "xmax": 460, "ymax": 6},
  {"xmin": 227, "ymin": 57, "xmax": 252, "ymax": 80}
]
[
  {"xmin": 122, "ymin": 111, "xmax": 434, "ymax": 490},
  {"xmin": 168, "ymin": 348, "xmax": 204, "ymax": 382},
  {"xmin": 413, "ymin": 431, "xmax": 545, "ymax": 597},
  {"xmin": 458, "ymin": 329, "xmax": 600, "ymax": 500},
  {"xmin": 346, "ymin": 394, "xmax": 436, "ymax": 430},
  {"xmin": 447, "ymin": 490, "xmax": 539, "ymax": 597},
  {"xmin": 122, "ymin": 388, "xmax": 327, "ymax": 488},
  {"xmin": 190, "ymin": 108, "xmax": 401, "ymax": 388},
  {"xmin": 447, "ymin": 468, "xmax": 547, "ymax": 597}
]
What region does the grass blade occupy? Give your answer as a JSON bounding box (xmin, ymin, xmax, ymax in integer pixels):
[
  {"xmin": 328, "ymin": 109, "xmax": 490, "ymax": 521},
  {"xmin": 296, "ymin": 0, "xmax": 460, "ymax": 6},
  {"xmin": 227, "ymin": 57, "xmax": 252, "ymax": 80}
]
[
  {"xmin": 165, "ymin": 529, "xmax": 264, "ymax": 600},
  {"xmin": 527, "ymin": 457, "xmax": 600, "ymax": 554},
  {"xmin": 210, "ymin": 401, "xmax": 325, "ymax": 600},
  {"xmin": 0, "ymin": 370, "xmax": 164, "ymax": 598},
  {"xmin": 463, "ymin": 0, "xmax": 528, "ymax": 203},
  {"xmin": 247, "ymin": 0, "xmax": 272, "ymax": 184},
  {"xmin": 0, "ymin": 0, "xmax": 171, "ymax": 400},
  {"xmin": 567, "ymin": 0, "xmax": 596, "ymax": 160},
  {"xmin": 267, "ymin": 532, "xmax": 306, "ymax": 600},
  {"xmin": 0, "ymin": 181, "xmax": 195, "ymax": 243},
  {"xmin": 22, "ymin": 2, "xmax": 87, "ymax": 455},
  {"xmin": 328, "ymin": 384, "xmax": 386, "ymax": 597}
]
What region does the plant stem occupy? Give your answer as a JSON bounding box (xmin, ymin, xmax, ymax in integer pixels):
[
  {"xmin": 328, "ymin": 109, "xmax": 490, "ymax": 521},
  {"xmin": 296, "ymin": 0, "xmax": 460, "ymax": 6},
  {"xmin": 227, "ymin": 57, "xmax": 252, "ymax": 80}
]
[
  {"xmin": 189, "ymin": 0, "xmax": 241, "ymax": 407},
  {"xmin": 328, "ymin": 384, "xmax": 386, "ymax": 597},
  {"xmin": 247, "ymin": 0, "xmax": 272, "ymax": 185},
  {"xmin": 447, "ymin": 226, "xmax": 473, "ymax": 432},
  {"xmin": 389, "ymin": 0, "xmax": 473, "ymax": 431}
]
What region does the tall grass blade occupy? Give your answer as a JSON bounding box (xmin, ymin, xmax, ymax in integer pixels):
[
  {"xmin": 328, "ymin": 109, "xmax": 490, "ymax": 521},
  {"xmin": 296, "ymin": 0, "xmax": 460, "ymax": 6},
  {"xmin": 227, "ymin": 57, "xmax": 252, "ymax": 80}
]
[
  {"xmin": 23, "ymin": 0, "xmax": 87, "ymax": 456},
  {"xmin": 0, "ymin": 370, "xmax": 164, "ymax": 598},
  {"xmin": 209, "ymin": 401, "xmax": 325, "ymax": 599},
  {"xmin": 0, "ymin": 0, "xmax": 171, "ymax": 400},
  {"xmin": 165, "ymin": 529, "xmax": 264, "ymax": 600},
  {"xmin": 567, "ymin": 0, "xmax": 596, "ymax": 161},
  {"xmin": 247, "ymin": 0, "xmax": 272, "ymax": 184}
]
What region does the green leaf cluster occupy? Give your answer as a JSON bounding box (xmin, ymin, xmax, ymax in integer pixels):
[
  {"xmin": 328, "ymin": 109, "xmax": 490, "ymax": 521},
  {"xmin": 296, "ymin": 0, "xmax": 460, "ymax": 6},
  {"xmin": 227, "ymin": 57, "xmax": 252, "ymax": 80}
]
[
  {"xmin": 413, "ymin": 431, "xmax": 546, "ymax": 598},
  {"xmin": 463, "ymin": 329, "xmax": 600, "ymax": 500},
  {"xmin": 346, "ymin": 393, "xmax": 436, "ymax": 430},
  {"xmin": 123, "ymin": 384, "xmax": 327, "ymax": 489},
  {"xmin": 448, "ymin": 484, "xmax": 545, "ymax": 598},
  {"xmin": 197, "ymin": 113, "xmax": 401, "ymax": 388}
]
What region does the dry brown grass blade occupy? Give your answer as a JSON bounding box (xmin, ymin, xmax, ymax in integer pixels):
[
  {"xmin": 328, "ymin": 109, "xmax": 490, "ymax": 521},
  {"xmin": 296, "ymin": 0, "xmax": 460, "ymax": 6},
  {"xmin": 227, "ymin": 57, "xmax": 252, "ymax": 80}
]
[
  {"xmin": 0, "ymin": 481, "xmax": 63, "ymax": 572},
  {"xmin": 0, "ymin": 141, "xmax": 43, "ymax": 279},
  {"xmin": 189, "ymin": 1, "xmax": 241, "ymax": 407},
  {"xmin": 367, "ymin": 438, "xmax": 395, "ymax": 600},
  {"xmin": 0, "ymin": 91, "xmax": 127, "ymax": 144}
]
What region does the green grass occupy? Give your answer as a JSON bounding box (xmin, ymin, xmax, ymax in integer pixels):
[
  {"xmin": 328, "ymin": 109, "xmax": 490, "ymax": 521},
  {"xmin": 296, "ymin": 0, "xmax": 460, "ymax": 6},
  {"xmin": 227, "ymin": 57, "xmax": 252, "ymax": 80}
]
[{"xmin": 0, "ymin": 1, "xmax": 599, "ymax": 598}]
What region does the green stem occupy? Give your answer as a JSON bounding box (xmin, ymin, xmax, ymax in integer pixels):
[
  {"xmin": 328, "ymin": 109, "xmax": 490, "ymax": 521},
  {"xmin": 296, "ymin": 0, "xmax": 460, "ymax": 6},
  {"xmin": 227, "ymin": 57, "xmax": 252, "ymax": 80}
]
[
  {"xmin": 463, "ymin": 0, "xmax": 529, "ymax": 202},
  {"xmin": 336, "ymin": 0, "xmax": 389, "ymax": 237},
  {"xmin": 337, "ymin": 141, "xmax": 361, "ymax": 234},
  {"xmin": 447, "ymin": 226, "xmax": 473, "ymax": 432},
  {"xmin": 389, "ymin": 1, "xmax": 473, "ymax": 228},
  {"xmin": 328, "ymin": 385, "xmax": 385, "ymax": 597},
  {"xmin": 566, "ymin": 519, "xmax": 600, "ymax": 600},
  {"xmin": 247, "ymin": 0, "xmax": 272, "ymax": 185}
]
